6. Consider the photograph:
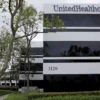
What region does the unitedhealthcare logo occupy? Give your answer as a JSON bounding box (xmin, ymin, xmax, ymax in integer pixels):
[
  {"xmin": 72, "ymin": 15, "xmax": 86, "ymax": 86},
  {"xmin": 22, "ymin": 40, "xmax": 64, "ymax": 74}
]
[{"xmin": 53, "ymin": 5, "xmax": 100, "ymax": 12}]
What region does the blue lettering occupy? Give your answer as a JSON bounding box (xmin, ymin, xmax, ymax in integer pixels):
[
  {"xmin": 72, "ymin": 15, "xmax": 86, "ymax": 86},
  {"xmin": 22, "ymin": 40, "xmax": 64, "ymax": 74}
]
[
  {"xmin": 53, "ymin": 5, "xmax": 58, "ymax": 11},
  {"xmin": 53, "ymin": 5, "xmax": 100, "ymax": 12}
]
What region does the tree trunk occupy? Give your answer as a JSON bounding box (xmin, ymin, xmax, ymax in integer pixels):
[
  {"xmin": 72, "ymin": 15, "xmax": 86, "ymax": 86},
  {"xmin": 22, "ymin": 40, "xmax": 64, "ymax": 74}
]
[
  {"xmin": 27, "ymin": 42, "xmax": 31, "ymax": 90},
  {"xmin": 10, "ymin": 71, "xmax": 12, "ymax": 90}
]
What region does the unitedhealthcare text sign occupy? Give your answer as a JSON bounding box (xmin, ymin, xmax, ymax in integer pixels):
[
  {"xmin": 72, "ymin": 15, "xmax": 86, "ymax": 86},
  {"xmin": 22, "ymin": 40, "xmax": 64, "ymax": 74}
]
[{"xmin": 44, "ymin": 4, "xmax": 100, "ymax": 14}]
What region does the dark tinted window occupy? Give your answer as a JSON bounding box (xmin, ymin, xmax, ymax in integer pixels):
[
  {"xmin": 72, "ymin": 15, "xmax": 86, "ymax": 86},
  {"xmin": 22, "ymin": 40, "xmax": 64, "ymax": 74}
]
[
  {"xmin": 44, "ymin": 75, "xmax": 100, "ymax": 91},
  {"xmin": 44, "ymin": 41, "xmax": 100, "ymax": 57},
  {"xmin": 20, "ymin": 63, "xmax": 43, "ymax": 71},
  {"xmin": 21, "ymin": 48, "xmax": 43, "ymax": 55},
  {"xmin": 6, "ymin": 83, "xmax": 9, "ymax": 86},
  {"xmin": 11, "ymin": 83, "xmax": 15, "ymax": 86},
  {"xmin": 44, "ymin": 14, "xmax": 100, "ymax": 27}
]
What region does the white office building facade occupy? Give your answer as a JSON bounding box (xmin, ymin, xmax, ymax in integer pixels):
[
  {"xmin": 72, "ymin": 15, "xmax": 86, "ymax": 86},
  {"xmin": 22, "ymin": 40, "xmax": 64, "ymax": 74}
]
[{"xmin": 43, "ymin": 4, "xmax": 100, "ymax": 92}]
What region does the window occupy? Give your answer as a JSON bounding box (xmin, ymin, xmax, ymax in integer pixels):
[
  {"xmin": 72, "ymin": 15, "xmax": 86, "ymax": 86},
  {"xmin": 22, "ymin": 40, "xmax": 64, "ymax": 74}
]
[
  {"xmin": 44, "ymin": 14, "xmax": 100, "ymax": 27},
  {"xmin": 44, "ymin": 41, "xmax": 100, "ymax": 57},
  {"xmin": 21, "ymin": 48, "xmax": 43, "ymax": 55},
  {"xmin": 20, "ymin": 63, "xmax": 43, "ymax": 71}
]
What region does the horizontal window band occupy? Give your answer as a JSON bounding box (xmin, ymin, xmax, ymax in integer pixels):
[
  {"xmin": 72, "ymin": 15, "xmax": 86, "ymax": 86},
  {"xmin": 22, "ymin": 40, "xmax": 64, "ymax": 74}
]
[
  {"xmin": 19, "ymin": 72, "xmax": 43, "ymax": 74},
  {"xmin": 43, "ymin": 41, "xmax": 100, "ymax": 56},
  {"xmin": 43, "ymin": 74, "xmax": 100, "ymax": 75},
  {"xmin": 43, "ymin": 29, "xmax": 100, "ymax": 32},
  {"xmin": 44, "ymin": 59, "xmax": 100, "ymax": 63},
  {"xmin": 21, "ymin": 55, "xmax": 43, "ymax": 58},
  {"xmin": 20, "ymin": 70, "xmax": 43, "ymax": 72},
  {"xmin": 20, "ymin": 70, "xmax": 43, "ymax": 74},
  {"xmin": 21, "ymin": 55, "xmax": 43, "ymax": 57},
  {"xmin": 19, "ymin": 79, "xmax": 43, "ymax": 81},
  {"xmin": 21, "ymin": 48, "xmax": 43, "ymax": 55},
  {"xmin": 20, "ymin": 67, "xmax": 43, "ymax": 71},
  {"xmin": 44, "ymin": 56, "xmax": 100, "ymax": 57},
  {"xmin": 44, "ymin": 27, "xmax": 100, "ymax": 29},
  {"xmin": 44, "ymin": 57, "xmax": 100, "ymax": 59},
  {"xmin": 44, "ymin": 74, "xmax": 100, "ymax": 76},
  {"xmin": 44, "ymin": 14, "xmax": 100, "ymax": 27}
]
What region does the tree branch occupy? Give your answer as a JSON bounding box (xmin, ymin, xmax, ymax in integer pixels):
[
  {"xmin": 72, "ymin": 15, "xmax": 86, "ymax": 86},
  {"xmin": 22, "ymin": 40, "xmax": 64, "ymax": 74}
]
[
  {"xmin": 15, "ymin": 31, "xmax": 42, "ymax": 40},
  {"xmin": 13, "ymin": 0, "xmax": 23, "ymax": 16},
  {"xmin": 9, "ymin": 0, "xmax": 12, "ymax": 15},
  {"xmin": 16, "ymin": 0, "xmax": 18, "ymax": 8}
]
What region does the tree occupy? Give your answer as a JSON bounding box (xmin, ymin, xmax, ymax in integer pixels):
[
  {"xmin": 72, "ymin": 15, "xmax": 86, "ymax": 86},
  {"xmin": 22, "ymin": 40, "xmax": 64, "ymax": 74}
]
[
  {"xmin": 17, "ymin": 5, "xmax": 42, "ymax": 89},
  {"xmin": 0, "ymin": 0, "xmax": 25, "ymax": 77},
  {"xmin": 0, "ymin": 31, "xmax": 11, "ymax": 60},
  {"xmin": 44, "ymin": 42, "xmax": 50, "ymax": 57},
  {"xmin": 0, "ymin": 0, "xmax": 42, "ymax": 77},
  {"xmin": 0, "ymin": 28, "xmax": 26, "ymax": 89},
  {"xmin": 0, "ymin": 0, "xmax": 64, "ymax": 79}
]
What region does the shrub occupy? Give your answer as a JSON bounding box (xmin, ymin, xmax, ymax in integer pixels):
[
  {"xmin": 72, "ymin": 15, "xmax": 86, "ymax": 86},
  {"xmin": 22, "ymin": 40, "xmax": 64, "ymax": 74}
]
[
  {"xmin": 5, "ymin": 91, "xmax": 100, "ymax": 100},
  {"xmin": 28, "ymin": 91, "xmax": 100, "ymax": 100},
  {"xmin": 33, "ymin": 95, "xmax": 100, "ymax": 100}
]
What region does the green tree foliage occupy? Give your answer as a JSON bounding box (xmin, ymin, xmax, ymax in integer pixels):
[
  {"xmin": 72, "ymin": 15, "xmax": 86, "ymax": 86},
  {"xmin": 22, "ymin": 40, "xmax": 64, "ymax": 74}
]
[
  {"xmin": 0, "ymin": 32, "xmax": 11, "ymax": 59},
  {"xmin": 44, "ymin": 15, "xmax": 64, "ymax": 29}
]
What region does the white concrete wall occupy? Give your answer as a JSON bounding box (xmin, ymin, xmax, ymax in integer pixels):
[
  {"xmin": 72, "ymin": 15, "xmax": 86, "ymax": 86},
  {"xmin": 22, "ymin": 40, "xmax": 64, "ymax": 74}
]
[
  {"xmin": 21, "ymin": 58, "xmax": 43, "ymax": 63},
  {"xmin": 44, "ymin": 32, "xmax": 100, "ymax": 41}
]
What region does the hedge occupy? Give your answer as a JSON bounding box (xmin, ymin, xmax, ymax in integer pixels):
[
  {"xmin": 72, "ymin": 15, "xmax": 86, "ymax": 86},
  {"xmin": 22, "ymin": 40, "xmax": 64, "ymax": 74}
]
[
  {"xmin": 28, "ymin": 91, "xmax": 100, "ymax": 100},
  {"xmin": 34, "ymin": 95, "xmax": 100, "ymax": 100},
  {"xmin": 4, "ymin": 91, "xmax": 100, "ymax": 100}
]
